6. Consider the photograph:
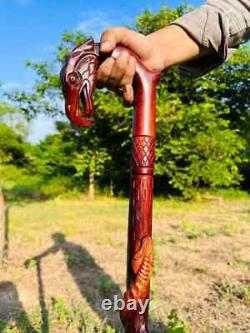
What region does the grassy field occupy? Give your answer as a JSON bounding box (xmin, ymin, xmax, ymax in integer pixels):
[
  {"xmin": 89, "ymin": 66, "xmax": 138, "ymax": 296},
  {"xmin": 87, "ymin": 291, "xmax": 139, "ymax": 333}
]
[{"xmin": 0, "ymin": 195, "xmax": 250, "ymax": 332}]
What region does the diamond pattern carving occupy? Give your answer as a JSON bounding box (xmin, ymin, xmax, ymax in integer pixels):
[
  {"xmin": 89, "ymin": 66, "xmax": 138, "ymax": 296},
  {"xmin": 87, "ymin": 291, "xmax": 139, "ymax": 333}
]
[{"xmin": 132, "ymin": 136, "xmax": 155, "ymax": 168}]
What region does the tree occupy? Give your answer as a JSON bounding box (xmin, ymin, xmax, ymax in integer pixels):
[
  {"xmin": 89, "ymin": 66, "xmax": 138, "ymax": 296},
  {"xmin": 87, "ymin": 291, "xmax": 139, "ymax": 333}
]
[
  {"xmin": 133, "ymin": 6, "xmax": 249, "ymax": 197},
  {"xmin": 34, "ymin": 121, "xmax": 111, "ymax": 198},
  {"xmin": 9, "ymin": 5, "xmax": 249, "ymax": 197},
  {"xmin": 0, "ymin": 103, "xmax": 30, "ymax": 261},
  {"xmin": 11, "ymin": 32, "xmax": 116, "ymax": 198}
]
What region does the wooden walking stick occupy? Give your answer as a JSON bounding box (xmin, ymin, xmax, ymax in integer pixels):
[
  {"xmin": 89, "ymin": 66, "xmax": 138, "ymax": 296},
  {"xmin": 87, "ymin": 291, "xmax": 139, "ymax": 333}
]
[{"xmin": 61, "ymin": 38, "xmax": 161, "ymax": 333}]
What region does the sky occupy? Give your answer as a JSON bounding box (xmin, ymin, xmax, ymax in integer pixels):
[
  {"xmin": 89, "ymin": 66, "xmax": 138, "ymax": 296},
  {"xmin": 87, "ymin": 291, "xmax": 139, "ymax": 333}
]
[{"xmin": 0, "ymin": 0, "xmax": 202, "ymax": 143}]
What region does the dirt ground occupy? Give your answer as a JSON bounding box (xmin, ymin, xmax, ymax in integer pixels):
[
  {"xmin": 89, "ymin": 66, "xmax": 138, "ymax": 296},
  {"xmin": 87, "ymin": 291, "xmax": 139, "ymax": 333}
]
[{"xmin": 0, "ymin": 196, "xmax": 249, "ymax": 332}]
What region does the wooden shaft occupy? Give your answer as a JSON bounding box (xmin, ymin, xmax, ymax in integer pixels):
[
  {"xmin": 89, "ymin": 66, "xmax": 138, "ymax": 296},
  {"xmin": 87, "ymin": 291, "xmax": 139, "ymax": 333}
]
[
  {"xmin": 61, "ymin": 39, "xmax": 161, "ymax": 332},
  {"xmin": 120, "ymin": 63, "xmax": 160, "ymax": 333}
]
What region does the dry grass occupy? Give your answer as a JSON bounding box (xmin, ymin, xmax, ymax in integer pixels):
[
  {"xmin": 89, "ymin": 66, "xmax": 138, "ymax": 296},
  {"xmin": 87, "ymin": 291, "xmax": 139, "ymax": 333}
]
[{"xmin": 0, "ymin": 196, "xmax": 250, "ymax": 332}]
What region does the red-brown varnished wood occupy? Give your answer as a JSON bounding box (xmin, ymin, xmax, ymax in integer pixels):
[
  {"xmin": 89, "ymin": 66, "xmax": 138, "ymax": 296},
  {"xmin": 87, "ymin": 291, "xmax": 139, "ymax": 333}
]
[
  {"xmin": 120, "ymin": 63, "xmax": 160, "ymax": 332},
  {"xmin": 61, "ymin": 38, "xmax": 161, "ymax": 333}
]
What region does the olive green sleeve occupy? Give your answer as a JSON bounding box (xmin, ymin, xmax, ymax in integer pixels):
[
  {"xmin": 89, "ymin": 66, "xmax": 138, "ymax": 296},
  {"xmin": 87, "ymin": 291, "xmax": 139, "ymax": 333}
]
[{"xmin": 172, "ymin": 0, "xmax": 250, "ymax": 76}]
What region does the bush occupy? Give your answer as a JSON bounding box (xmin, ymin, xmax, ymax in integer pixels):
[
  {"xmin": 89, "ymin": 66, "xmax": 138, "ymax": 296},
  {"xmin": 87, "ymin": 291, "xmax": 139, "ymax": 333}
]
[
  {"xmin": 41, "ymin": 176, "xmax": 74, "ymax": 197},
  {"xmin": 0, "ymin": 165, "xmax": 75, "ymax": 200},
  {"xmin": 156, "ymin": 100, "xmax": 245, "ymax": 198}
]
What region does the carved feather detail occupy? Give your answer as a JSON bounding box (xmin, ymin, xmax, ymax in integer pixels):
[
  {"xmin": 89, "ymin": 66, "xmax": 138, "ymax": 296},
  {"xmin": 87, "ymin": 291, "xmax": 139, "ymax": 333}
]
[{"xmin": 125, "ymin": 237, "xmax": 153, "ymax": 301}]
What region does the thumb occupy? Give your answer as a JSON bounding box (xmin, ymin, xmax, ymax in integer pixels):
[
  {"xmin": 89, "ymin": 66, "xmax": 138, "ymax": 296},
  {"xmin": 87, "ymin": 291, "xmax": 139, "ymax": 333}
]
[{"xmin": 100, "ymin": 27, "xmax": 152, "ymax": 61}]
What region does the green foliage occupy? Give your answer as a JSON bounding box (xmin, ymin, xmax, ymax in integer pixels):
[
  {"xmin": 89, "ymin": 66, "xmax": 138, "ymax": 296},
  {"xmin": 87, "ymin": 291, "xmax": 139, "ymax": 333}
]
[
  {"xmin": 52, "ymin": 297, "xmax": 72, "ymax": 324},
  {"xmin": 0, "ymin": 165, "xmax": 41, "ymax": 200},
  {"xmin": 8, "ymin": 31, "xmax": 87, "ymax": 118},
  {"xmin": 135, "ymin": 4, "xmax": 190, "ymax": 34},
  {"xmin": 167, "ymin": 309, "xmax": 191, "ymax": 333},
  {"xmin": 214, "ymin": 281, "xmax": 250, "ymax": 305},
  {"xmin": 0, "ymin": 311, "xmax": 37, "ymax": 333},
  {"xmin": 0, "ymin": 302, "xmax": 118, "ymax": 333},
  {"xmin": 5, "ymin": 5, "xmax": 250, "ymax": 198},
  {"xmin": 98, "ymin": 275, "xmax": 114, "ymax": 294},
  {"xmin": 156, "ymin": 100, "xmax": 245, "ymax": 198},
  {"xmin": 0, "ymin": 104, "xmax": 29, "ymax": 166},
  {"xmin": 25, "ymin": 258, "xmax": 37, "ymax": 269}
]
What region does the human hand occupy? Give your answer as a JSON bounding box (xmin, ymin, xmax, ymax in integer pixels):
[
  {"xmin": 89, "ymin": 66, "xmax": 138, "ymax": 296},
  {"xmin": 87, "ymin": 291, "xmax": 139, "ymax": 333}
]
[{"xmin": 97, "ymin": 27, "xmax": 165, "ymax": 103}]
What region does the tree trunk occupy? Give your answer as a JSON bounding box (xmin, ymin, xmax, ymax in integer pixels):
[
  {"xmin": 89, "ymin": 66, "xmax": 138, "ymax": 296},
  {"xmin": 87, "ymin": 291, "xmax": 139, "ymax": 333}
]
[
  {"xmin": 0, "ymin": 187, "xmax": 6, "ymax": 264},
  {"xmin": 110, "ymin": 177, "xmax": 114, "ymax": 197},
  {"xmin": 88, "ymin": 154, "xmax": 95, "ymax": 200}
]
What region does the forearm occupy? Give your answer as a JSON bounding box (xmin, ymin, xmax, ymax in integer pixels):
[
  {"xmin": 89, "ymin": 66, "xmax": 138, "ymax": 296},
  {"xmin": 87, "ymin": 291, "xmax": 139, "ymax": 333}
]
[
  {"xmin": 147, "ymin": 25, "xmax": 210, "ymax": 69},
  {"xmin": 98, "ymin": 0, "xmax": 250, "ymax": 101},
  {"xmin": 148, "ymin": 0, "xmax": 249, "ymax": 75}
]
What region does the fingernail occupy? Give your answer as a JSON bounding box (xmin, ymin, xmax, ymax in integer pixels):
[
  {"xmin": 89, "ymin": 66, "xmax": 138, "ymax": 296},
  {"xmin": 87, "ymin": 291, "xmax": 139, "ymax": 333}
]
[{"xmin": 101, "ymin": 41, "xmax": 111, "ymax": 52}]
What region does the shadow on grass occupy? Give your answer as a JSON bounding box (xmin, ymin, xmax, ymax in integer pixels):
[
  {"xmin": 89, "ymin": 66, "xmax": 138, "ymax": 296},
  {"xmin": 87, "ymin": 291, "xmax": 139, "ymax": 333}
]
[
  {"xmin": 25, "ymin": 233, "xmax": 167, "ymax": 332},
  {"xmin": 25, "ymin": 233, "xmax": 122, "ymax": 331},
  {"xmin": 0, "ymin": 281, "xmax": 35, "ymax": 332}
]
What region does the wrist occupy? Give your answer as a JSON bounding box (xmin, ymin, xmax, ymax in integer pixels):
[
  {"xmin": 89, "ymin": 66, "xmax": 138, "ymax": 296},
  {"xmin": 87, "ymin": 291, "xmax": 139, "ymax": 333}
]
[{"xmin": 147, "ymin": 24, "xmax": 204, "ymax": 69}]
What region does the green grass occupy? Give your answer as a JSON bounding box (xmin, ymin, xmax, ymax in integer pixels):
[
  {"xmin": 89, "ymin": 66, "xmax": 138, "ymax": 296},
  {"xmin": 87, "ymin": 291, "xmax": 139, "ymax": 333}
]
[
  {"xmin": 0, "ymin": 301, "xmax": 116, "ymax": 333},
  {"xmin": 0, "ymin": 304, "xmax": 192, "ymax": 333},
  {"xmin": 1, "ymin": 195, "xmax": 250, "ymax": 332},
  {"xmin": 214, "ymin": 281, "xmax": 250, "ymax": 305}
]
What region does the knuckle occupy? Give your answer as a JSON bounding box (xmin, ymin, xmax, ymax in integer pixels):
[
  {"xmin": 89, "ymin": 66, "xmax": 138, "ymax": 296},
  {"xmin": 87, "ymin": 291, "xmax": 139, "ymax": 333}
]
[
  {"xmin": 120, "ymin": 72, "xmax": 133, "ymax": 86},
  {"xmin": 115, "ymin": 27, "xmax": 127, "ymax": 34},
  {"xmin": 101, "ymin": 68, "xmax": 111, "ymax": 78},
  {"xmin": 99, "ymin": 66, "xmax": 109, "ymax": 77},
  {"xmin": 108, "ymin": 78, "xmax": 118, "ymax": 87},
  {"xmin": 101, "ymin": 27, "xmax": 127, "ymax": 41},
  {"xmin": 115, "ymin": 58, "xmax": 126, "ymax": 72},
  {"xmin": 115, "ymin": 51, "xmax": 129, "ymax": 70},
  {"xmin": 101, "ymin": 28, "xmax": 112, "ymax": 38},
  {"xmin": 98, "ymin": 60, "xmax": 113, "ymax": 79},
  {"xmin": 108, "ymin": 71, "xmax": 119, "ymax": 83}
]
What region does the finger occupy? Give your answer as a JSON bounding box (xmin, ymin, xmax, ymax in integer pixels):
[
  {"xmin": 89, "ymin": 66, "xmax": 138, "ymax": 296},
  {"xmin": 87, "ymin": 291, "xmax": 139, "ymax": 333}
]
[
  {"xmin": 123, "ymin": 84, "xmax": 134, "ymax": 104},
  {"xmin": 108, "ymin": 50, "xmax": 130, "ymax": 87},
  {"xmin": 100, "ymin": 27, "xmax": 152, "ymax": 61},
  {"xmin": 97, "ymin": 57, "xmax": 115, "ymax": 85},
  {"xmin": 120, "ymin": 56, "xmax": 136, "ymax": 87},
  {"xmin": 100, "ymin": 27, "xmax": 125, "ymax": 53}
]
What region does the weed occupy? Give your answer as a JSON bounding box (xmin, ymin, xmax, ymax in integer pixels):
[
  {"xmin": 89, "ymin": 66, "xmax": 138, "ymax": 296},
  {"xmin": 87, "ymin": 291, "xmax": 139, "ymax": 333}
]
[
  {"xmin": 234, "ymin": 286, "xmax": 250, "ymax": 305},
  {"xmin": 155, "ymin": 238, "xmax": 169, "ymax": 246},
  {"xmin": 153, "ymin": 247, "xmax": 162, "ymax": 275},
  {"xmin": 65, "ymin": 250, "xmax": 80, "ymax": 267},
  {"xmin": 25, "ymin": 258, "xmax": 37, "ymax": 269},
  {"xmin": 167, "ymin": 309, "xmax": 191, "ymax": 333},
  {"xmin": 193, "ymin": 267, "xmax": 209, "ymax": 275},
  {"xmin": 99, "ymin": 275, "xmax": 114, "ymax": 294},
  {"xmin": 203, "ymin": 227, "xmax": 217, "ymax": 237},
  {"xmin": 231, "ymin": 257, "xmax": 250, "ymax": 268},
  {"xmin": 52, "ymin": 297, "xmax": 72, "ymax": 324},
  {"xmin": 214, "ymin": 281, "xmax": 250, "ymax": 305},
  {"xmin": 181, "ymin": 220, "xmax": 221, "ymax": 239},
  {"xmin": 105, "ymin": 326, "xmax": 116, "ymax": 333},
  {"xmin": 0, "ymin": 310, "xmax": 42, "ymax": 333},
  {"xmin": 181, "ymin": 220, "xmax": 200, "ymax": 239},
  {"xmin": 220, "ymin": 223, "xmax": 239, "ymax": 236},
  {"xmin": 219, "ymin": 329, "xmax": 235, "ymax": 333},
  {"xmin": 168, "ymin": 238, "xmax": 177, "ymax": 244}
]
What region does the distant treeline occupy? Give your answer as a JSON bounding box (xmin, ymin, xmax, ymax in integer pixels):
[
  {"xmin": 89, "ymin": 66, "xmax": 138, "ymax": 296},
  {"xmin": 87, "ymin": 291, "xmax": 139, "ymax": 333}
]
[{"xmin": 1, "ymin": 5, "xmax": 249, "ymax": 199}]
